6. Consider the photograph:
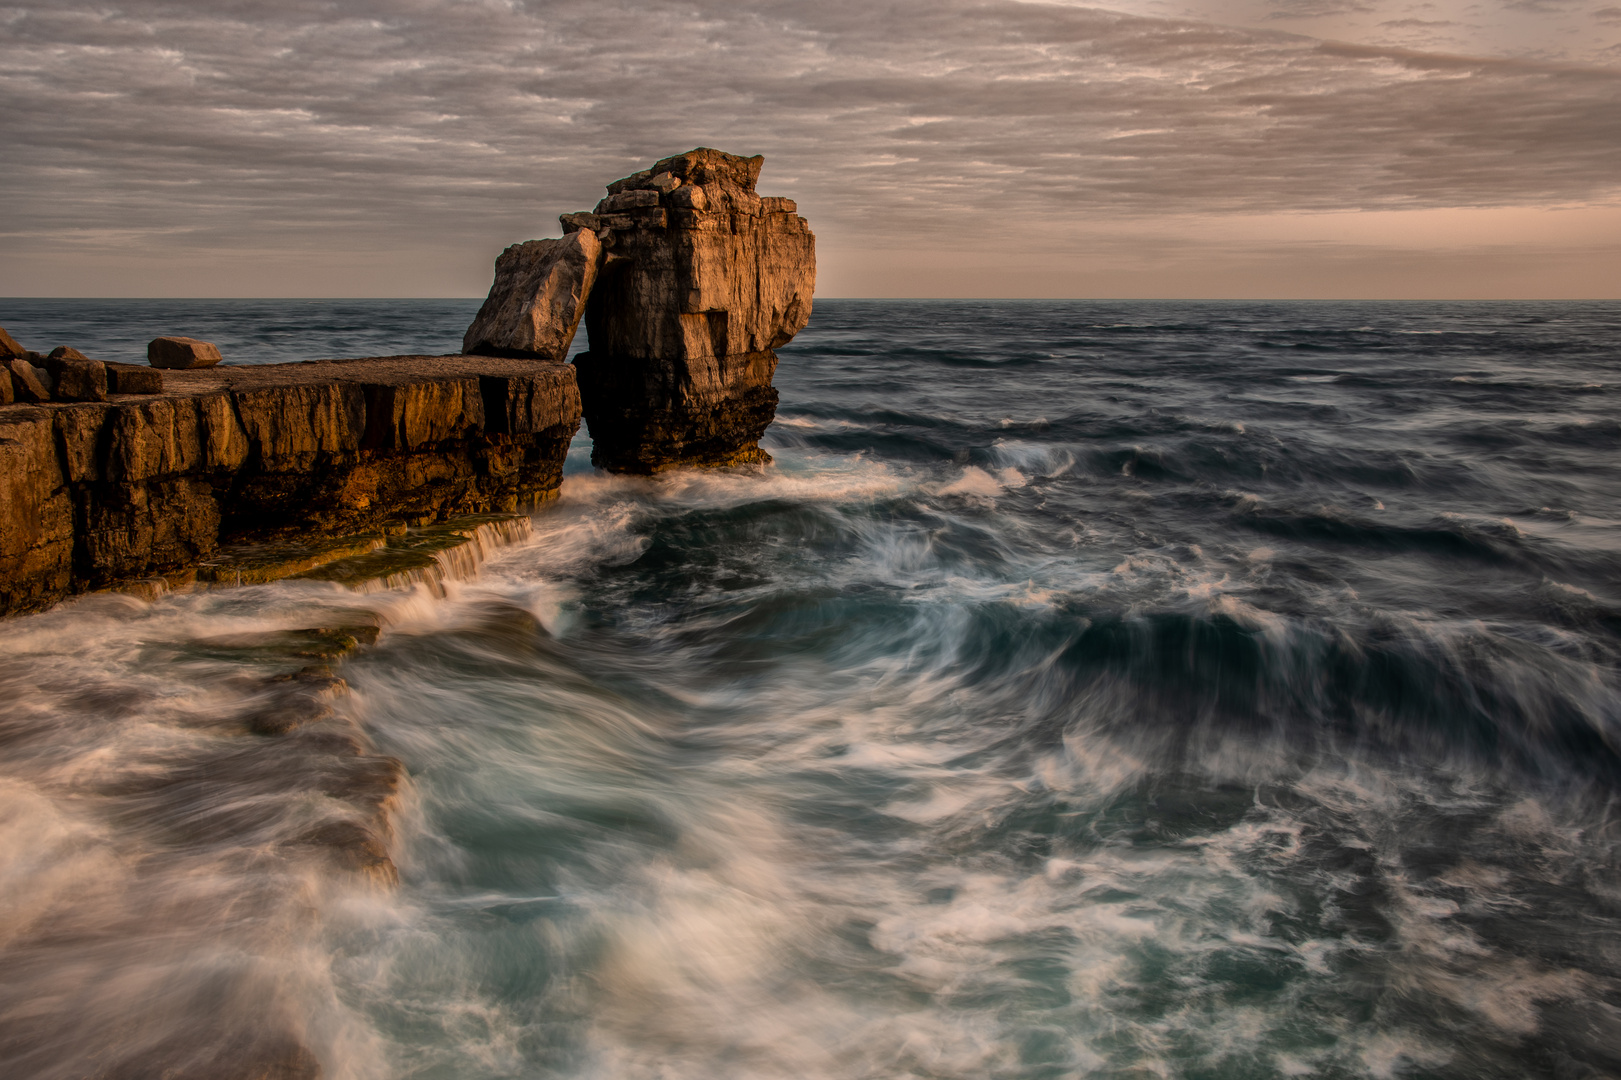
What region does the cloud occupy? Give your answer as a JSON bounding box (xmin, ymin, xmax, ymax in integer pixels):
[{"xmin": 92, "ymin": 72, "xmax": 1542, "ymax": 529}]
[
  {"xmin": 0, "ymin": 0, "xmax": 1617, "ymax": 294},
  {"xmin": 1262, "ymin": 0, "xmax": 1375, "ymax": 19}
]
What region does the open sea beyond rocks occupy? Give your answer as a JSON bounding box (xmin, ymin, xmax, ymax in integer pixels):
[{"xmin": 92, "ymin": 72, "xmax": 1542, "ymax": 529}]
[{"xmin": 2, "ymin": 298, "xmax": 1620, "ymax": 1080}]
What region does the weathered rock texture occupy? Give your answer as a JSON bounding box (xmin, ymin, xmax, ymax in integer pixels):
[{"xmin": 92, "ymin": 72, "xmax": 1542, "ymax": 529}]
[
  {"xmin": 575, "ymin": 148, "xmax": 815, "ymax": 471},
  {"xmin": 466, "ymin": 147, "xmax": 815, "ymax": 473},
  {"xmin": 46, "ymin": 357, "xmax": 109, "ymax": 402},
  {"xmin": 150, "ymin": 336, "xmax": 224, "ymax": 369},
  {"xmin": 462, "ymin": 230, "xmax": 601, "ymax": 360},
  {"xmin": 7, "ymin": 358, "xmax": 51, "ymax": 403},
  {"xmin": 0, "ymin": 355, "xmax": 579, "ymax": 615}
]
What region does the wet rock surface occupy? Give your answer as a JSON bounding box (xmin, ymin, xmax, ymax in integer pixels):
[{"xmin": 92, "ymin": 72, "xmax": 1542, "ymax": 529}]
[
  {"xmin": 1, "ymin": 355, "xmax": 579, "ymax": 615},
  {"xmin": 0, "ymin": 603, "xmax": 411, "ymax": 1080}
]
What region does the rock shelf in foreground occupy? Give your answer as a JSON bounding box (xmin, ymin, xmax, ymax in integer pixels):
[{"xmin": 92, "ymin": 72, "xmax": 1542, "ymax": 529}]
[{"xmin": 0, "ymin": 354, "xmax": 579, "ymax": 615}]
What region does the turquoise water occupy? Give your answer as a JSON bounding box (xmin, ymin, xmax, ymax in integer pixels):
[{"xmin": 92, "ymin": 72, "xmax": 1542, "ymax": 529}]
[{"xmin": 2, "ymin": 300, "xmax": 1621, "ymax": 1079}]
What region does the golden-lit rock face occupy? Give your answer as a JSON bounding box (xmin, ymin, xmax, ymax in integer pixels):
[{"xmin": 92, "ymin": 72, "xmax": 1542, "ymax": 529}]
[
  {"xmin": 575, "ymin": 148, "xmax": 815, "ymax": 473},
  {"xmin": 466, "ymin": 148, "xmax": 816, "ymax": 473},
  {"xmin": 462, "ymin": 230, "xmax": 602, "ymax": 361},
  {"xmin": 0, "ymin": 355, "xmax": 580, "ymax": 615}
]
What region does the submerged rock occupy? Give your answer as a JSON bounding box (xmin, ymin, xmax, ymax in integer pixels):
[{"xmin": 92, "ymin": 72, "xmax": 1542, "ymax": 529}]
[
  {"xmin": 462, "ymin": 230, "xmax": 602, "ymax": 360},
  {"xmin": 293, "ymin": 818, "xmax": 398, "ymax": 885},
  {"xmin": 149, "ymin": 335, "xmax": 223, "ymax": 369}
]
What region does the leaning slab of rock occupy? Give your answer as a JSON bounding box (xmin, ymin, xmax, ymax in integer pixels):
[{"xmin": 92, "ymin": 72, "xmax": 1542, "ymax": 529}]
[
  {"xmin": 45, "ymin": 357, "xmax": 108, "ymax": 402},
  {"xmin": 0, "ymin": 326, "xmax": 24, "ymax": 360},
  {"xmin": 571, "ymin": 147, "xmax": 816, "ymax": 472},
  {"xmin": 6, "ymin": 358, "xmax": 52, "ymax": 403},
  {"xmin": 149, "ymin": 335, "xmax": 223, "ymax": 369},
  {"xmin": 463, "ymin": 229, "xmax": 602, "ymax": 360}
]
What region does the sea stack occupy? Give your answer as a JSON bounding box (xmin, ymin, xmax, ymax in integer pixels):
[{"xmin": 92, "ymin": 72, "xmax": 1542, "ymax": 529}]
[{"xmin": 467, "ymin": 147, "xmax": 816, "ymax": 472}]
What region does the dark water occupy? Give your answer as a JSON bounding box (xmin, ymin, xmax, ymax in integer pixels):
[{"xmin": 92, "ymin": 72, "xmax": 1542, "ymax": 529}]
[
  {"xmin": 2, "ymin": 299, "xmax": 1621, "ymax": 1080},
  {"xmin": 0, "ymin": 297, "xmax": 488, "ymax": 365}
]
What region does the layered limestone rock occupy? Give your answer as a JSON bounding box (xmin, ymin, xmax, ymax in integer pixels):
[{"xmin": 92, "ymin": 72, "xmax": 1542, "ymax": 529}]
[
  {"xmin": 465, "ymin": 147, "xmax": 815, "ymax": 473},
  {"xmin": 574, "ymin": 148, "xmax": 815, "ymax": 472},
  {"xmin": 0, "ymin": 354, "xmax": 580, "ymax": 615},
  {"xmin": 462, "ymin": 230, "xmax": 601, "ymax": 360}
]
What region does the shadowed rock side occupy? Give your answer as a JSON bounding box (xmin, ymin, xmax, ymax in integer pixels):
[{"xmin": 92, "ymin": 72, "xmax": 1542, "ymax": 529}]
[{"xmin": 0, "ymin": 355, "xmax": 579, "ymax": 615}]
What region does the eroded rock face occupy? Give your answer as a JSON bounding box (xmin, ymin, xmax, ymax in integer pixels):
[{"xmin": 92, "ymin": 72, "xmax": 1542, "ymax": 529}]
[
  {"xmin": 573, "ymin": 147, "xmax": 815, "ymax": 472},
  {"xmin": 0, "ymin": 355, "xmax": 580, "ymax": 615},
  {"xmin": 463, "ymin": 230, "xmax": 602, "ymax": 360}
]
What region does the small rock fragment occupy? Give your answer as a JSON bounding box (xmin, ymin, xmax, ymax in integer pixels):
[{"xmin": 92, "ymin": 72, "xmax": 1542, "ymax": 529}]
[
  {"xmin": 596, "ymin": 189, "xmax": 660, "ymax": 213},
  {"xmin": 559, "ymin": 211, "xmax": 601, "ymax": 235},
  {"xmin": 105, "ymin": 361, "xmax": 165, "ymax": 394},
  {"xmin": 0, "ymin": 326, "xmax": 24, "ymax": 359},
  {"xmin": 45, "ymin": 357, "xmax": 108, "ymax": 402},
  {"xmin": 148, "ymin": 335, "xmax": 223, "ymax": 369},
  {"xmin": 6, "ymin": 358, "xmax": 52, "ymax": 402},
  {"xmin": 668, "ymin": 184, "xmax": 707, "ymax": 210},
  {"xmin": 605, "ymin": 168, "xmax": 654, "ymax": 195}
]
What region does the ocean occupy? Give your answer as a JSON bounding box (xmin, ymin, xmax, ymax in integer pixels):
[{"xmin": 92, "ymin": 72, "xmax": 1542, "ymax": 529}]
[{"xmin": 2, "ymin": 298, "xmax": 1620, "ymax": 1079}]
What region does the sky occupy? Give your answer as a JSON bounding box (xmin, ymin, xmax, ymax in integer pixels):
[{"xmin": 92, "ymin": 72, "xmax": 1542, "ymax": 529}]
[{"xmin": 1, "ymin": 0, "xmax": 1618, "ymax": 298}]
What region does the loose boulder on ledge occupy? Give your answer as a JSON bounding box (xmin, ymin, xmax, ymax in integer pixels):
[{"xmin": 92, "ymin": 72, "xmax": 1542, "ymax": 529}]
[{"xmin": 149, "ymin": 336, "xmax": 223, "ymax": 369}]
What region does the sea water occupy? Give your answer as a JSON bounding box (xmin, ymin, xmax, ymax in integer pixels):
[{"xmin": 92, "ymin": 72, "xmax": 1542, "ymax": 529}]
[{"xmin": 1, "ymin": 299, "xmax": 1619, "ymax": 1079}]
